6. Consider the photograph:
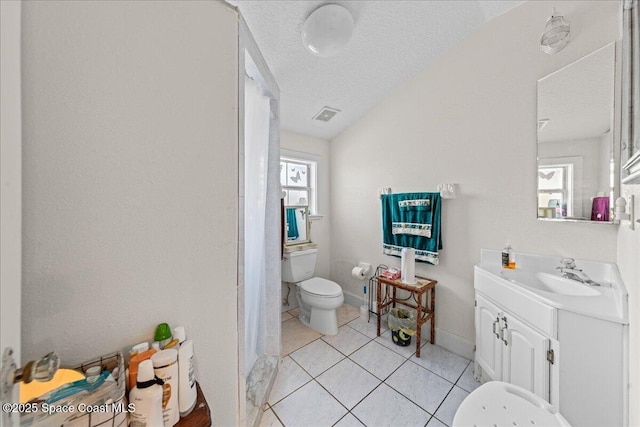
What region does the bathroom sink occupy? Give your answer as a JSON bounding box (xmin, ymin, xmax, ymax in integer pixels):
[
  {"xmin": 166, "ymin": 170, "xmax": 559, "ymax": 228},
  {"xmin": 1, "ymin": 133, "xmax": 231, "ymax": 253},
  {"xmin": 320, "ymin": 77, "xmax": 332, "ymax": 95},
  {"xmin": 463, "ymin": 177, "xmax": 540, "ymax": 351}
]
[
  {"xmin": 500, "ymin": 270, "xmax": 600, "ymax": 296},
  {"xmin": 475, "ymin": 249, "xmax": 628, "ymax": 325}
]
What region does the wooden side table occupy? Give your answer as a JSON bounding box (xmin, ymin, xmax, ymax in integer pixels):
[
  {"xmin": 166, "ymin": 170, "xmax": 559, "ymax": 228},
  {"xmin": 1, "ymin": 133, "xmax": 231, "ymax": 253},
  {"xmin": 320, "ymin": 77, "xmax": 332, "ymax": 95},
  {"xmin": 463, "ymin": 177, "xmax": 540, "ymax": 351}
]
[
  {"xmin": 376, "ymin": 275, "xmax": 436, "ymax": 358},
  {"xmin": 175, "ymin": 382, "xmax": 212, "ymax": 426}
]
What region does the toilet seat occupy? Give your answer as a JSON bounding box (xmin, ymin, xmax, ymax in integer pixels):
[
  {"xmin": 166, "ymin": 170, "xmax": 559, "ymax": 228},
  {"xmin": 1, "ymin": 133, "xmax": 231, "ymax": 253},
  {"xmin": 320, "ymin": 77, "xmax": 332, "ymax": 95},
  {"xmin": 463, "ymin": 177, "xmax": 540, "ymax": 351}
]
[{"xmin": 300, "ymin": 277, "xmax": 342, "ymax": 297}]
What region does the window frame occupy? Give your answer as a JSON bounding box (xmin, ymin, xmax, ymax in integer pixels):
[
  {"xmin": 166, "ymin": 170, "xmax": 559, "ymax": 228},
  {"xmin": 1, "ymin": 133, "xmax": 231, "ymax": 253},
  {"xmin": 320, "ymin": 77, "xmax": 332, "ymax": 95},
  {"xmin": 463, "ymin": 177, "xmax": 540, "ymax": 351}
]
[
  {"xmin": 537, "ymin": 162, "xmax": 574, "ymax": 218},
  {"xmin": 280, "ymin": 149, "xmax": 321, "ymax": 217}
]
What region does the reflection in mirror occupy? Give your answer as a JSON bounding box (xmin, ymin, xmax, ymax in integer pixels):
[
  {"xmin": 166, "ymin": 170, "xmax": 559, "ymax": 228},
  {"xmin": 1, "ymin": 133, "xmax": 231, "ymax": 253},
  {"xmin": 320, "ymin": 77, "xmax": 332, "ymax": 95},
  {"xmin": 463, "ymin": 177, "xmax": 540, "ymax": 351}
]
[
  {"xmin": 285, "ymin": 206, "xmax": 309, "ymax": 244},
  {"xmin": 537, "ymin": 42, "xmax": 617, "ymax": 222}
]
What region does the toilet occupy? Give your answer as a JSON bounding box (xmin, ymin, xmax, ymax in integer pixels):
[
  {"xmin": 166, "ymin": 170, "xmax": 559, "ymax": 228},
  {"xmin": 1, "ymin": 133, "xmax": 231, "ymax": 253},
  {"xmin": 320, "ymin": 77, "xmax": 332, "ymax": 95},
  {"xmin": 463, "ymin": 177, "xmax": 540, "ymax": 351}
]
[
  {"xmin": 282, "ymin": 247, "xmax": 344, "ymax": 335},
  {"xmin": 453, "ymin": 381, "xmax": 570, "ymax": 427}
]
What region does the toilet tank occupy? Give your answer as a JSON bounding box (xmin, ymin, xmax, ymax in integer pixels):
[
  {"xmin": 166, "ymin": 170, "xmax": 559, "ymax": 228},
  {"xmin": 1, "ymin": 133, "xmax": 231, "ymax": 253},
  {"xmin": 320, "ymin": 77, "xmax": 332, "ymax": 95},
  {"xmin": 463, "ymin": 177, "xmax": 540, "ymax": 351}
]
[{"xmin": 282, "ymin": 248, "xmax": 317, "ymax": 283}]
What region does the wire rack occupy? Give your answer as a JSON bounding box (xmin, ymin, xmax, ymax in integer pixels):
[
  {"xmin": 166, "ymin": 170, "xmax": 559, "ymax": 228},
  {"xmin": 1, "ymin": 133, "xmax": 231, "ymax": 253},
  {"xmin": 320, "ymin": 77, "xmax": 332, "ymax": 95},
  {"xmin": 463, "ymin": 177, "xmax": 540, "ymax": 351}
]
[
  {"xmin": 21, "ymin": 352, "xmax": 127, "ymax": 427},
  {"xmin": 367, "ymin": 264, "xmax": 389, "ymax": 322}
]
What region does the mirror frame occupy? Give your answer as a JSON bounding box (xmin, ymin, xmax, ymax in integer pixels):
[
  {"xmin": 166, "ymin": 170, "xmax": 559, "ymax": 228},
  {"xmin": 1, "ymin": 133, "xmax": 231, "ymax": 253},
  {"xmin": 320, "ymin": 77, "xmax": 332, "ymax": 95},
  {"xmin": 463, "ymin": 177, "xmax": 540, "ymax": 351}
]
[
  {"xmin": 536, "ymin": 42, "xmax": 619, "ymax": 223},
  {"xmin": 284, "ymin": 205, "xmax": 311, "ymax": 246},
  {"xmin": 621, "ymin": 0, "xmax": 640, "ymax": 184}
]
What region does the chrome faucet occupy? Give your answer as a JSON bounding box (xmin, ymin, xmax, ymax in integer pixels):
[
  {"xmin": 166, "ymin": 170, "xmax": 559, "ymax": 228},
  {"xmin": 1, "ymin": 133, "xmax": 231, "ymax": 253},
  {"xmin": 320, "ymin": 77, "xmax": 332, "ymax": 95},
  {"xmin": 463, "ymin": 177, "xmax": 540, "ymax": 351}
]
[{"xmin": 556, "ymin": 258, "xmax": 601, "ymax": 286}]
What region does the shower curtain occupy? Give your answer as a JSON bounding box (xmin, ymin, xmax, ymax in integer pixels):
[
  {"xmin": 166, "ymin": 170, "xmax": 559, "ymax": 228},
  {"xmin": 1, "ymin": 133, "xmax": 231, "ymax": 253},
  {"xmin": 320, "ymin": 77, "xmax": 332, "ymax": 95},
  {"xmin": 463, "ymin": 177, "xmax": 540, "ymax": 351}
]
[{"xmin": 244, "ymin": 76, "xmax": 271, "ymax": 377}]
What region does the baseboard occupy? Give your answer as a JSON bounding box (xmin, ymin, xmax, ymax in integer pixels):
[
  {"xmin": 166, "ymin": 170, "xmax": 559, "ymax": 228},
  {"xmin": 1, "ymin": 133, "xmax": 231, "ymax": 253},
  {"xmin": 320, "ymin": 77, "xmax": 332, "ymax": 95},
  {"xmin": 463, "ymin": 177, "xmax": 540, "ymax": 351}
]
[
  {"xmin": 343, "ymin": 289, "xmax": 365, "ymax": 309},
  {"xmin": 431, "ymin": 327, "xmax": 474, "ymax": 360},
  {"xmin": 344, "ymin": 290, "xmax": 474, "ymax": 360}
]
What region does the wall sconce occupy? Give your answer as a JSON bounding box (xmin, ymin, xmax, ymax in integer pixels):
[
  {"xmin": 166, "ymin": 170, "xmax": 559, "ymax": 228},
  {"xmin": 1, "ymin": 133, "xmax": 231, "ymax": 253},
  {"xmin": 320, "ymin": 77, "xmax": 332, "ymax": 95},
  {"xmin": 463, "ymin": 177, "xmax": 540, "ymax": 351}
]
[
  {"xmin": 541, "ymin": 8, "xmax": 570, "ymax": 54},
  {"xmin": 614, "ymin": 195, "xmax": 635, "ymax": 230},
  {"xmin": 438, "ymin": 183, "xmax": 456, "ymax": 199}
]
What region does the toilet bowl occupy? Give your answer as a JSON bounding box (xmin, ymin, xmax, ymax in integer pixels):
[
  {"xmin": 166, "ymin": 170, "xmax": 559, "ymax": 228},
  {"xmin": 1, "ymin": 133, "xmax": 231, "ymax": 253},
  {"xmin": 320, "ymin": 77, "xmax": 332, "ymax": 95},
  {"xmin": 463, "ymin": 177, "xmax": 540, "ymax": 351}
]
[
  {"xmin": 296, "ymin": 277, "xmax": 344, "ymax": 335},
  {"xmin": 282, "ymin": 247, "xmax": 344, "ymax": 335},
  {"xmin": 453, "ymin": 381, "xmax": 570, "ymax": 427}
]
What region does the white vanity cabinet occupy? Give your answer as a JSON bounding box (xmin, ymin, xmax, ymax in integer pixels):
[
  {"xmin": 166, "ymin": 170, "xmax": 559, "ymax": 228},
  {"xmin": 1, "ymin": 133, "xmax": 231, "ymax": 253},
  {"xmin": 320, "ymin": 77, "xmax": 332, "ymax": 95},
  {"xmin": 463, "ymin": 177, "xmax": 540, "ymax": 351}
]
[
  {"xmin": 474, "ymin": 292, "xmax": 553, "ymax": 404},
  {"xmin": 474, "ymin": 249, "xmax": 629, "ymax": 427},
  {"xmin": 474, "ymin": 294, "xmax": 504, "ymax": 381}
]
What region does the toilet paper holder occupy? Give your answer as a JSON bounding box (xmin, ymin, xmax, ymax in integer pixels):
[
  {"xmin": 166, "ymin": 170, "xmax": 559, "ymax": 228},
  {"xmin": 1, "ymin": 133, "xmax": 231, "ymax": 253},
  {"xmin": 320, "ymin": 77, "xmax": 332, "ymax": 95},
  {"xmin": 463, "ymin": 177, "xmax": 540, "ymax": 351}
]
[{"xmin": 352, "ymin": 262, "xmax": 371, "ymax": 280}]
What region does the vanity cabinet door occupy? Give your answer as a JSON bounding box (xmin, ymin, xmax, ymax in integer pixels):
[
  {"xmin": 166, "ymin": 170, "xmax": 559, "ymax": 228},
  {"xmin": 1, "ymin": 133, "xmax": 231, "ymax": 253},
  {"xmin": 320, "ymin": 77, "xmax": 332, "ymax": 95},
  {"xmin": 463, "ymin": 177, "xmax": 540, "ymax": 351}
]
[
  {"xmin": 502, "ymin": 314, "xmax": 550, "ymax": 402},
  {"xmin": 475, "ymin": 294, "xmax": 503, "ymax": 381}
]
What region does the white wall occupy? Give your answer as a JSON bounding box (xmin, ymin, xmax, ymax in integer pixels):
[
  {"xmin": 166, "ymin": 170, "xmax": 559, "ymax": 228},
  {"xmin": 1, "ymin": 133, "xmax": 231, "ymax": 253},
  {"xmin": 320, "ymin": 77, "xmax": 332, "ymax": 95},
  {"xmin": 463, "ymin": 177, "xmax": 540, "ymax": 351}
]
[
  {"xmin": 21, "ymin": 2, "xmax": 240, "ymax": 425},
  {"xmin": 618, "ymin": 182, "xmax": 640, "ymax": 426},
  {"xmin": 1, "ymin": 2, "xmax": 22, "ymax": 405},
  {"xmin": 330, "ymin": 1, "xmax": 620, "ymax": 347},
  {"xmin": 280, "ymin": 130, "xmax": 331, "ymax": 310}
]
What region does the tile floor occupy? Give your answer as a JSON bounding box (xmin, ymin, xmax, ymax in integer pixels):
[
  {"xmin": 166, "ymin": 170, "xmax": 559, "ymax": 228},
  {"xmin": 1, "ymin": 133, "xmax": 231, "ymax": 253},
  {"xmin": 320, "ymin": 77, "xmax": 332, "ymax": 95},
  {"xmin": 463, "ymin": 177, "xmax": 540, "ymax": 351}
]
[{"xmin": 262, "ymin": 304, "xmax": 480, "ymax": 427}]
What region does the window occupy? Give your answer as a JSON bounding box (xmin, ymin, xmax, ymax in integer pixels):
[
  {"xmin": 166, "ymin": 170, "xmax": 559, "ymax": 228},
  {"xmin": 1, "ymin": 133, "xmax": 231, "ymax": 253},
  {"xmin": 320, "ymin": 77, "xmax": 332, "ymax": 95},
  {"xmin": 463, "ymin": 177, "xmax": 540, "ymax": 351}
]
[
  {"xmin": 280, "ymin": 152, "xmax": 319, "ymax": 215},
  {"xmin": 537, "ymin": 164, "xmax": 573, "ymax": 218}
]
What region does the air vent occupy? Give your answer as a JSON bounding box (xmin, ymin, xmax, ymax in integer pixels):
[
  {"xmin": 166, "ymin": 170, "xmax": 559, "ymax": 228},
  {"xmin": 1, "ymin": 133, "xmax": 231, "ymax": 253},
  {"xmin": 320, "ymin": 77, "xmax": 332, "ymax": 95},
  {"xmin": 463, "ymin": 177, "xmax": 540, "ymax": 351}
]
[{"xmin": 312, "ymin": 106, "xmax": 341, "ymax": 122}]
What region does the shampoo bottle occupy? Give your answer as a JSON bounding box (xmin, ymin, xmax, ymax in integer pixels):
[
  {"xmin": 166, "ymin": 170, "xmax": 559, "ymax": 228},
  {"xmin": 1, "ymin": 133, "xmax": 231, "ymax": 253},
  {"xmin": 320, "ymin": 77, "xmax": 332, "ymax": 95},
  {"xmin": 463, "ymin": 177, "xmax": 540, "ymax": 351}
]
[
  {"xmin": 129, "ymin": 360, "xmax": 164, "ymax": 427},
  {"xmin": 128, "ymin": 349, "xmax": 157, "ymax": 391},
  {"xmin": 151, "ymin": 349, "xmax": 180, "ymax": 426},
  {"xmin": 174, "ymin": 326, "xmax": 197, "ymax": 417},
  {"xmin": 501, "ymin": 241, "xmax": 516, "ymax": 269}
]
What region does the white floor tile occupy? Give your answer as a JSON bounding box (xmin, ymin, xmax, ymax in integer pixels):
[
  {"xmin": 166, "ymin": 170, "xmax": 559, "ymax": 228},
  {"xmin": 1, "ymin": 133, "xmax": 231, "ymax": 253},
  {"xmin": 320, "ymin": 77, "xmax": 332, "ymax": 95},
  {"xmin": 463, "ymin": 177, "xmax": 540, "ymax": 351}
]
[
  {"xmin": 316, "ymin": 358, "xmax": 381, "ymax": 410},
  {"xmin": 272, "ymin": 381, "xmax": 347, "ymax": 427},
  {"xmin": 347, "ymin": 316, "xmax": 387, "ymax": 339},
  {"xmin": 351, "ymin": 383, "xmax": 430, "ymax": 427},
  {"xmin": 410, "ymin": 343, "xmax": 469, "ymax": 383},
  {"xmin": 434, "ymin": 386, "xmax": 469, "ymax": 426},
  {"xmin": 322, "ymin": 325, "xmax": 371, "ymax": 356},
  {"xmin": 290, "ymin": 339, "xmax": 345, "ymax": 377},
  {"xmin": 337, "ymin": 304, "xmax": 361, "ymax": 327},
  {"xmin": 281, "ymin": 318, "xmax": 322, "ymax": 356},
  {"xmin": 259, "ymin": 408, "xmax": 283, "ymax": 427},
  {"xmin": 268, "ymin": 356, "xmax": 312, "ymax": 405},
  {"xmin": 426, "ymin": 416, "xmax": 447, "ymax": 427},
  {"xmin": 375, "ymin": 329, "xmax": 427, "ymax": 359},
  {"xmin": 334, "ymin": 413, "xmax": 365, "ymax": 427},
  {"xmin": 386, "ymin": 360, "xmax": 454, "ymax": 414},
  {"xmin": 349, "ymin": 341, "xmax": 407, "ymax": 380},
  {"xmin": 455, "ymin": 362, "xmax": 480, "ymax": 393}
]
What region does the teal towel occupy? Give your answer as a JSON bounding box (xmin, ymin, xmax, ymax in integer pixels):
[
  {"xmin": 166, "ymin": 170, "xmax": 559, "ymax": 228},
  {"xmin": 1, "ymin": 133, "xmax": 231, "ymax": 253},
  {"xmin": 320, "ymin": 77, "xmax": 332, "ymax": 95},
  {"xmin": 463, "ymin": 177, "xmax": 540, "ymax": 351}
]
[
  {"xmin": 381, "ymin": 192, "xmax": 442, "ymax": 265},
  {"xmin": 286, "ymin": 208, "xmax": 299, "ymax": 239}
]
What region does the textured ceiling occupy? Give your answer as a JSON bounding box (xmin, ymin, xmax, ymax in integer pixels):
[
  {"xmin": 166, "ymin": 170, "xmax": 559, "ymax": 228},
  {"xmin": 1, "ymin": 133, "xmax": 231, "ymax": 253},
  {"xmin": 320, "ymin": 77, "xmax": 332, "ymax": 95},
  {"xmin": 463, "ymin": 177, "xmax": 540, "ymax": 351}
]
[{"xmin": 229, "ymin": 1, "xmax": 525, "ymax": 140}]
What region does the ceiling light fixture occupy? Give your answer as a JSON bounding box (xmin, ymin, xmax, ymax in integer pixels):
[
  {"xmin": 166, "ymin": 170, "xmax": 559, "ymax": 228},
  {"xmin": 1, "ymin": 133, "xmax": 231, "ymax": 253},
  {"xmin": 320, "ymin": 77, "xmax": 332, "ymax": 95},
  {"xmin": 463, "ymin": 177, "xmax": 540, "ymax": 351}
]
[
  {"xmin": 541, "ymin": 8, "xmax": 570, "ymax": 54},
  {"xmin": 302, "ymin": 4, "xmax": 354, "ymax": 57}
]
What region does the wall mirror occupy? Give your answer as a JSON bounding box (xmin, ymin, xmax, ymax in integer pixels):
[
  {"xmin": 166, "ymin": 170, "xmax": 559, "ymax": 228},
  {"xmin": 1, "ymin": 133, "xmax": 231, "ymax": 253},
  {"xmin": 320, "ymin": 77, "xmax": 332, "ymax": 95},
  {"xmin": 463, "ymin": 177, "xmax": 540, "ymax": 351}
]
[
  {"xmin": 537, "ymin": 42, "xmax": 617, "ymax": 222},
  {"xmin": 284, "ymin": 206, "xmax": 310, "ymax": 245}
]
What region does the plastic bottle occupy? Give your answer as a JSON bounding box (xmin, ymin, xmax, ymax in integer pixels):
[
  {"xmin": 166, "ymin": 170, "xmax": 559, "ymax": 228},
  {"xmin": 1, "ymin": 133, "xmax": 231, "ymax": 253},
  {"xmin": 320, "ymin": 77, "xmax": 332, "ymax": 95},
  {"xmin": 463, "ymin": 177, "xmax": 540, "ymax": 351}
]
[
  {"xmin": 154, "ymin": 323, "xmax": 173, "ymax": 349},
  {"xmin": 128, "ymin": 349, "xmax": 157, "ymax": 391},
  {"xmin": 151, "ymin": 349, "xmax": 180, "ymax": 426},
  {"xmin": 173, "ymin": 326, "xmax": 197, "ymax": 417},
  {"xmin": 129, "ymin": 360, "xmax": 164, "ymax": 427},
  {"xmin": 129, "ymin": 342, "xmax": 150, "ymax": 358},
  {"xmin": 501, "ymin": 241, "xmax": 516, "ymax": 269}
]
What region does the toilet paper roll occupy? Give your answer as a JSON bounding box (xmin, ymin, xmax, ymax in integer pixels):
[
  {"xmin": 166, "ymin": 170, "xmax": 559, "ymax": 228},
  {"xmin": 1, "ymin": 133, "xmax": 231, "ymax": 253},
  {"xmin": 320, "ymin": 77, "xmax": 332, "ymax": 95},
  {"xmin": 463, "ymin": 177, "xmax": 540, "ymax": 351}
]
[
  {"xmin": 401, "ymin": 248, "xmax": 417, "ymax": 284},
  {"xmin": 352, "ymin": 266, "xmax": 366, "ymax": 280}
]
